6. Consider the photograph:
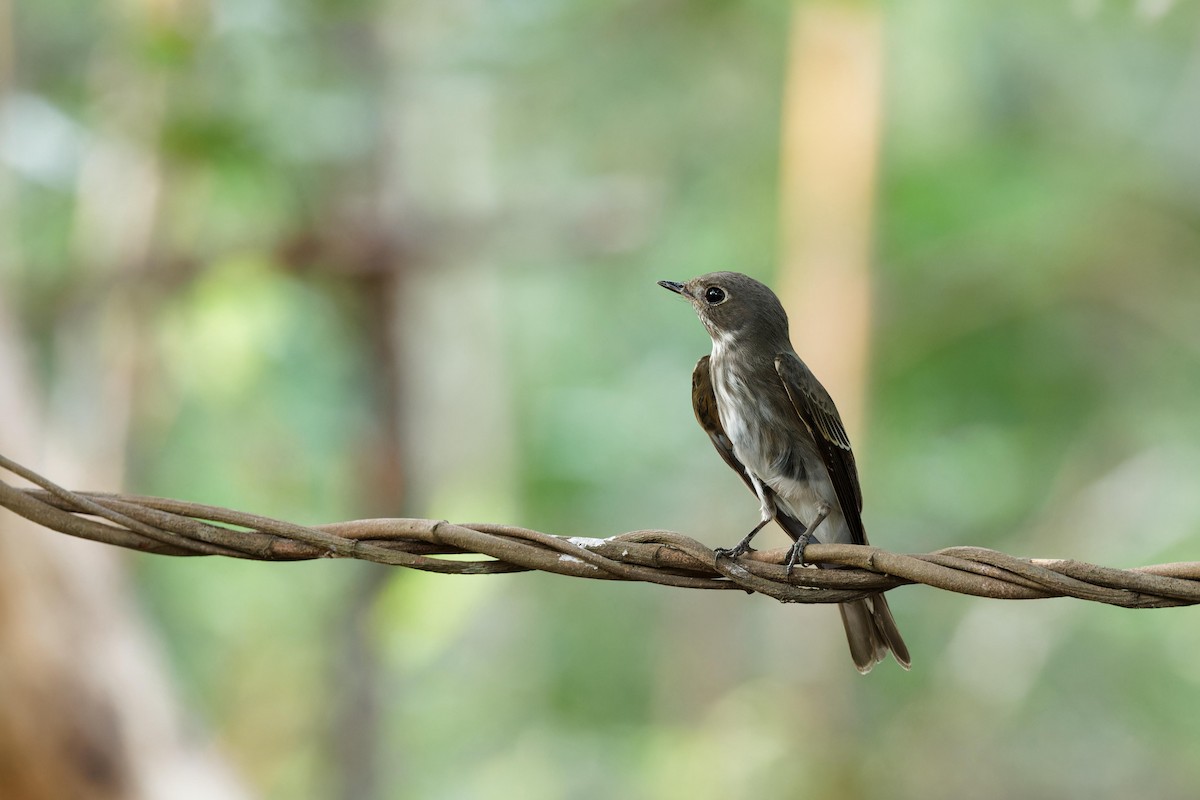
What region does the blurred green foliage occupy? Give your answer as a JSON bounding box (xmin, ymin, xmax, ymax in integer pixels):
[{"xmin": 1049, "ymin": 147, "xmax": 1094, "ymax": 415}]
[{"xmin": 5, "ymin": 1, "xmax": 1200, "ymax": 799}]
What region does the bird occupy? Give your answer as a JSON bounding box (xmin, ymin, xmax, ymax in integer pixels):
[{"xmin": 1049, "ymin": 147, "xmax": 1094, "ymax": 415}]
[{"xmin": 659, "ymin": 271, "xmax": 910, "ymax": 673}]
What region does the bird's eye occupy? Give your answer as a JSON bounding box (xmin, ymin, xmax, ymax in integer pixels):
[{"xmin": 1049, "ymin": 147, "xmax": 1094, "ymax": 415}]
[{"xmin": 704, "ymin": 286, "xmax": 726, "ymax": 305}]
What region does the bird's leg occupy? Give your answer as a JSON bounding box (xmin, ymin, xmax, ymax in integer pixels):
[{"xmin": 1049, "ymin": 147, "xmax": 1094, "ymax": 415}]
[
  {"xmin": 714, "ymin": 516, "xmax": 771, "ymax": 562},
  {"xmin": 784, "ymin": 503, "xmax": 829, "ymax": 576},
  {"xmin": 715, "ymin": 473, "xmax": 776, "ymax": 563}
]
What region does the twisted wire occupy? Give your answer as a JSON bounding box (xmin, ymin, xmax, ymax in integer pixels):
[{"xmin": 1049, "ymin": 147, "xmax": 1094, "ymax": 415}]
[{"xmin": 1, "ymin": 454, "xmax": 1197, "ymax": 608}]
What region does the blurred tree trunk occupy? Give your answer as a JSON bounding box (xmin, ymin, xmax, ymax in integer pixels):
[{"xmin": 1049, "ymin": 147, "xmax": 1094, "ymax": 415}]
[
  {"xmin": 313, "ymin": 5, "xmax": 516, "ymax": 798},
  {"xmin": 0, "ymin": 309, "xmax": 251, "ymax": 800},
  {"xmin": 0, "ymin": 2, "xmax": 249, "ymax": 795},
  {"xmin": 777, "ymin": 0, "xmax": 883, "ymax": 441}
]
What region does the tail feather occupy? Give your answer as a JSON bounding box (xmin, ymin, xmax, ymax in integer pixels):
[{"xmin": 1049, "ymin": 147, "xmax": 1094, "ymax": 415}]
[
  {"xmin": 838, "ymin": 595, "xmax": 910, "ymax": 674},
  {"xmin": 771, "ymin": 514, "xmax": 910, "ymax": 673}
]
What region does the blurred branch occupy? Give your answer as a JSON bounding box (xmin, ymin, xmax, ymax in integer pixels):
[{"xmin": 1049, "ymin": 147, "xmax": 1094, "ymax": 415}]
[{"xmin": 2, "ymin": 453, "xmax": 1198, "ymax": 609}]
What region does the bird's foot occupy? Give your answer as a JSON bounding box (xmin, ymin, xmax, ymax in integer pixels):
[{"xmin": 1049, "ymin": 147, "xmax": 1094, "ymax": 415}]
[
  {"xmin": 783, "ymin": 532, "xmax": 813, "ymax": 577},
  {"xmin": 713, "ymin": 520, "xmax": 769, "ymax": 567},
  {"xmin": 714, "ymin": 542, "xmax": 752, "ymax": 562}
]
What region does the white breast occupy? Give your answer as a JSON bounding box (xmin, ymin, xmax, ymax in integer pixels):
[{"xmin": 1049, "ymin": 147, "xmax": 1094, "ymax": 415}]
[{"xmin": 708, "ymin": 347, "xmax": 852, "ymax": 543}]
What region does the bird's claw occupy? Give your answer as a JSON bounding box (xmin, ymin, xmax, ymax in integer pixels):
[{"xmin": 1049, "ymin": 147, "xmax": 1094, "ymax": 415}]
[
  {"xmin": 713, "ymin": 543, "xmax": 751, "ymax": 565},
  {"xmin": 783, "ymin": 533, "xmax": 813, "ymax": 577}
]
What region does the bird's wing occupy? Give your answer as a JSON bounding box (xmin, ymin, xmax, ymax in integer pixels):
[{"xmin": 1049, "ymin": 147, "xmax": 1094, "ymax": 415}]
[
  {"xmin": 774, "ymin": 352, "xmax": 867, "ymax": 545},
  {"xmin": 692, "ymin": 355, "xmax": 808, "ymax": 542}
]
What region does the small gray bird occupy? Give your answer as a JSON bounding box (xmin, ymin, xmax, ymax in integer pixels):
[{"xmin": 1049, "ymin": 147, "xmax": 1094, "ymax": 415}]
[{"xmin": 659, "ymin": 271, "xmax": 910, "ymax": 673}]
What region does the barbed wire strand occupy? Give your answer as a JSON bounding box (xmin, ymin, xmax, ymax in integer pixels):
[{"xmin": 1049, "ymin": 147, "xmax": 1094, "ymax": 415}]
[{"xmin": 2, "ymin": 453, "xmax": 1198, "ymax": 608}]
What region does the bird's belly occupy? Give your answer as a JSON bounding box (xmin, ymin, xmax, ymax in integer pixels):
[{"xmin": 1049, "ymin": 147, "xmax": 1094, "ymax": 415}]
[
  {"xmin": 711, "ymin": 366, "xmax": 849, "ymax": 542},
  {"xmin": 712, "ymin": 380, "xmax": 779, "ymax": 479},
  {"xmin": 768, "ymin": 473, "xmax": 849, "ymax": 540},
  {"xmin": 712, "ymin": 376, "xmax": 808, "ymax": 485}
]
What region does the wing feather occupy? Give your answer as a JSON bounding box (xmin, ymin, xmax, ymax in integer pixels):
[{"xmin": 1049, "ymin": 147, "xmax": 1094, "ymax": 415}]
[{"xmin": 774, "ymin": 352, "xmax": 868, "ymax": 544}]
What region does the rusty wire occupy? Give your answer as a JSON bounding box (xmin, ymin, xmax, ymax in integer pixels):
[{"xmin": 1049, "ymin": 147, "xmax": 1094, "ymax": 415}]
[{"xmin": 2, "ymin": 453, "xmax": 1198, "ymax": 608}]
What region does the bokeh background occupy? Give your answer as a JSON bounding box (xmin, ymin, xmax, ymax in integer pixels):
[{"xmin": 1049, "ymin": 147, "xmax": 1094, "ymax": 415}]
[{"xmin": 3, "ymin": 1, "xmax": 1200, "ymax": 799}]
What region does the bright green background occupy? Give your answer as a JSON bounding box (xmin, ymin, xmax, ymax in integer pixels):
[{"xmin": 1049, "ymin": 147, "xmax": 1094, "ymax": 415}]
[{"xmin": 5, "ymin": 1, "xmax": 1200, "ymax": 798}]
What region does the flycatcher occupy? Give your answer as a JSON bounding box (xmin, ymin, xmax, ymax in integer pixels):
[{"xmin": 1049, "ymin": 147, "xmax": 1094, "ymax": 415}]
[{"xmin": 659, "ymin": 271, "xmax": 909, "ymax": 673}]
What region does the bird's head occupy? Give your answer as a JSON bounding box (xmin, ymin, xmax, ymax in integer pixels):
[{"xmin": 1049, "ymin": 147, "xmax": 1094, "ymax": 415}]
[{"xmin": 658, "ymin": 271, "xmax": 789, "ymax": 346}]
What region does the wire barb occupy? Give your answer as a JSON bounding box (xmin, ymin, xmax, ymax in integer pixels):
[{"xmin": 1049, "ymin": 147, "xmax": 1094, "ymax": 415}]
[{"xmin": 1, "ymin": 453, "xmax": 1198, "ymax": 608}]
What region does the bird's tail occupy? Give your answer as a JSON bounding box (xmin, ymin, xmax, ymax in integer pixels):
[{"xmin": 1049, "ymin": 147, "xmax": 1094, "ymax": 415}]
[
  {"xmin": 771, "ymin": 510, "xmax": 910, "ymax": 673},
  {"xmin": 838, "ymin": 595, "xmax": 911, "ymax": 674}
]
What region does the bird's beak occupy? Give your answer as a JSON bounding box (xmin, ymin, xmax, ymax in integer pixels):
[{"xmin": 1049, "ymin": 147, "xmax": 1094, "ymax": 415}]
[{"xmin": 658, "ymin": 280, "xmax": 686, "ymax": 296}]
